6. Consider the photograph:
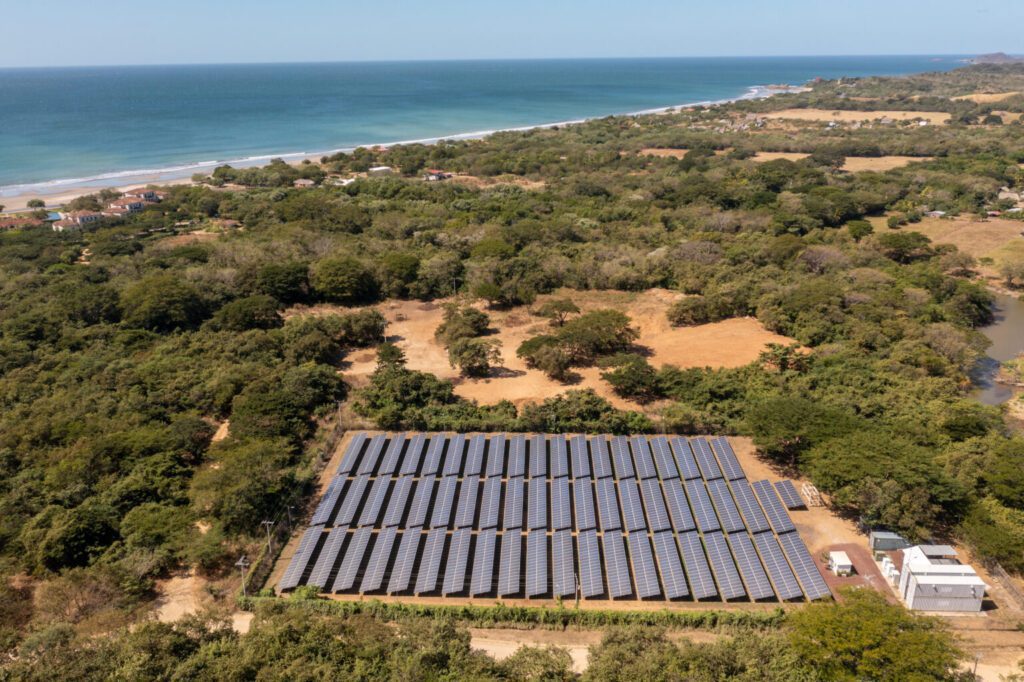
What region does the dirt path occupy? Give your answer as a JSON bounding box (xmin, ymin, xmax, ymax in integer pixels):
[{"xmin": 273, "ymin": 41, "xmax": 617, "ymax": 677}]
[{"xmin": 154, "ymin": 570, "xmax": 205, "ymax": 623}]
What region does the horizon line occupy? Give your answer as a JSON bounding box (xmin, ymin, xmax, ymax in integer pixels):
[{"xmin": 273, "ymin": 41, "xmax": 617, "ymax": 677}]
[{"xmin": 0, "ymin": 52, "xmax": 988, "ymax": 71}]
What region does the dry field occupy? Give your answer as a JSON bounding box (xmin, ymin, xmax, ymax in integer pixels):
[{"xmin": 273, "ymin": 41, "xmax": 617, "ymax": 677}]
[
  {"xmin": 329, "ymin": 289, "xmax": 797, "ymax": 411},
  {"xmin": 751, "ymin": 152, "xmax": 809, "ymax": 163},
  {"xmin": 449, "ymin": 174, "xmax": 546, "ymax": 191},
  {"xmin": 839, "ymin": 156, "xmax": 932, "ymax": 172},
  {"xmin": 868, "ymin": 215, "xmax": 1024, "ymax": 265},
  {"xmin": 762, "ymin": 109, "xmax": 951, "ymax": 125},
  {"xmin": 952, "ymin": 91, "xmax": 1020, "ymax": 103},
  {"xmin": 638, "ymin": 148, "xmax": 727, "ymax": 159}
]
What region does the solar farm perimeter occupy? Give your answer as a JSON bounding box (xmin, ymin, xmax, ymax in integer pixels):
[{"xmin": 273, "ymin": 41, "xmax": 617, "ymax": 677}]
[{"xmin": 278, "ymin": 433, "xmax": 831, "ymax": 604}]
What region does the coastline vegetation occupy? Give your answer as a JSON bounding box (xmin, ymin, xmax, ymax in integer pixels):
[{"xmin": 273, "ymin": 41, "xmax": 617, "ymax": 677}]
[{"xmin": 0, "ymin": 63, "xmax": 1023, "ymax": 677}]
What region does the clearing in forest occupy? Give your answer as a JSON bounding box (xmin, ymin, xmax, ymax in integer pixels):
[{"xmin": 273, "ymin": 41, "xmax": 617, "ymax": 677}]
[
  {"xmin": 762, "ymin": 109, "xmax": 951, "ymax": 124},
  {"xmin": 952, "ymin": 91, "xmax": 1020, "ymax": 103}
]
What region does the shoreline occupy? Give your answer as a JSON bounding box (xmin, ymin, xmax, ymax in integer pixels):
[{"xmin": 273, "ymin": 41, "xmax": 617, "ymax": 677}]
[{"xmin": 0, "ymin": 84, "xmax": 802, "ymax": 212}]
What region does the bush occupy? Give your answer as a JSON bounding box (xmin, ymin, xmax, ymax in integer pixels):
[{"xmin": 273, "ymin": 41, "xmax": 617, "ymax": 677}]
[
  {"xmin": 121, "ymin": 273, "xmax": 208, "ymax": 332},
  {"xmin": 209, "ymin": 295, "xmax": 283, "ymax": 331},
  {"xmin": 600, "ymin": 354, "xmax": 664, "ymax": 404},
  {"xmin": 448, "ymin": 337, "xmax": 502, "ymax": 377},
  {"xmin": 310, "ymin": 256, "xmax": 379, "ymax": 305}
]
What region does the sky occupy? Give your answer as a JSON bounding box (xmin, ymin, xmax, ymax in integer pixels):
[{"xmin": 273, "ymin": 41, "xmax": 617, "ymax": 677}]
[{"xmin": 3, "ymin": 0, "xmax": 1021, "ymax": 68}]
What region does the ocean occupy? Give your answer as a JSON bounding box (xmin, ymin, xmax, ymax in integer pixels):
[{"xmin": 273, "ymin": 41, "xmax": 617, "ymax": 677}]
[{"xmin": 0, "ymin": 56, "xmax": 961, "ymax": 197}]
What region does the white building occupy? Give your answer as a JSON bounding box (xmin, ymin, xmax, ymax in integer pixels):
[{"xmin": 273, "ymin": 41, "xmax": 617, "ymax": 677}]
[
  {"xmin": 898, "ymin": 545, "xmax": 987, "ymax": 612},
  {"xmin": 828, "ymin": 551, "xmax": 853, "ymax": 576}
]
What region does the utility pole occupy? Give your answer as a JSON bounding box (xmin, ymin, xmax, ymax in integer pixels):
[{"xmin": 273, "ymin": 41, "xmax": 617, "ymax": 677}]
[
  {"xmin": 261, "ymin": 520, "xmax": 275, "ymax": 554},
  {"xmin": 286, "ymin": 506, "xmax": 295, "ymax": 529},
  {"xmin": 235, "ymin": 555, "xmax": 251, "ymax": 597}
]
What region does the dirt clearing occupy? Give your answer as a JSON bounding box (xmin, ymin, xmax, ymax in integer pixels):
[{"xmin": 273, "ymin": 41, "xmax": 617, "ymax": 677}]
[
  {"xmin": 868, "ymin": 215, "xmax": 1024, "ymax": 263},
  {"xmin": 321, "ymin": 290, "xmax": 797, "ymax": 410},
  {"xmin": 952, "ymin": 92, "xmax": 1020, "ymax": 103},
  {"xmin": 762, "ymin": 109, "xmax": 950, "ymax": 125},
  {"xmin": 839, "ymin": 156, "xmax": 932, "ymax": 172}
]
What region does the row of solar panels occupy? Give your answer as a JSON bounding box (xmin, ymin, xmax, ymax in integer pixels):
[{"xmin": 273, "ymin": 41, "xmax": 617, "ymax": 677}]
[
  {"xmin": 308, "ymin": 469, "xmax": 799, "ymax": 537},
  {"xmin": 330, "ymin": 433, "xmax": 746, "ymax": 483},
  {"xmin": 279, "ymin": 525, "xmax": 830, "ymax": 602}
]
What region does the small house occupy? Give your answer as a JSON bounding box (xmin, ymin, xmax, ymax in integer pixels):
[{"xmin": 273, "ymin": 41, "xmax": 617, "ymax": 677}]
[
  {"xmin": 924, "ymin": 210, "xmax": 946, "ymax": 219},
  {"xmin": 368, "ymin": 166, "xmax": 393, "ymax": 176},
  {"xmin": 898, "ymin": 545, "xmax": 987, "ymax": 612},
  {"xmin": 124, "ymin": 188, "xmax": 160, "ymax": 201},
  {"xmin": 424, "ymin": 169, "xmax": 452, "ymax": 182},
  {"xmin": 293, "ymin": 178, "xmax": 316, "ymax": 188},
  {"xmin": 828, "ymin": 551, "xmax": 854, "ymax": 576}
]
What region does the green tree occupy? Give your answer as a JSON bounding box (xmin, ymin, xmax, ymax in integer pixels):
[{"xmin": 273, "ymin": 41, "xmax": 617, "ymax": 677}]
[
  {"xmin": 310, "ymin": 256, "xmax": 379, "ymax": 305},
  {"xmin": 121, "ymin": 273, "xmax": 208, "ymax": 332},
  {"xmin": 601, "ymin": 354, "xmax": 664, "ymax": 404},
  {"xmin": 208, "ymin": 295, "xmax": 283, "ymax": 331},
  {"xmin": 448, "ymin": 337, "xmax": 502, "ymax": 377},
  {"xmin": 846, "ymin": 219, "xmax": 874, "ymax": 242},
  {"xmin": 536, "ymin": 298, "xmax": 580, "ymax": 326}
]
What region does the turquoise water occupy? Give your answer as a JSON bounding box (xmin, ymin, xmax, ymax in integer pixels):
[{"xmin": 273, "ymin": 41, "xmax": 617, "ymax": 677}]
[{"xmin": 0, "ymin": 56, "xmax": 961, "ymax": 194}]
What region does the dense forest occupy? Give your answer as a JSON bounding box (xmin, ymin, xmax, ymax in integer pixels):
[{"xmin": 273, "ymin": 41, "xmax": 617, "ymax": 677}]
[{"xmin": 1, "ymin": 64, "xmax": 1023, "ymax": 677}]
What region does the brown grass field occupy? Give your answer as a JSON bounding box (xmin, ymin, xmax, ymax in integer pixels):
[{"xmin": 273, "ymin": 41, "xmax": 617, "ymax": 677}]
[
  {"xmin": 762, "ymin": 109, "xmax": 951, "ymax": 125},
  {"xmin": 952, "ymin": 91, "xmax": 1020, "ymax": 103}
]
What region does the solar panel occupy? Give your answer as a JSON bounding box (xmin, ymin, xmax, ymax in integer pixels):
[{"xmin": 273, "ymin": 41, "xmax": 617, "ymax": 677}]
[
  {"xmin": 306, "ymin": 525, "xmax": 347, "ymax": 590},
  {"xmin": 639, "ymin": 478, "xmax": 672, "ymax": 532},
  {"xmin": 603, "ymin": 532, "xmax": 632, "ymax": 598},
  {"xmin": 478, "ymin": 476, "xmax": 502, "ymax": 529},
  {"xmin": 527, "ymin": 477, "xmax": 548, "ymax": 530},
  {"xmin": 669, "ymin": 437, "xmax": 701, "ymax": 480},
  {"xmin": 551, "ymin": 530, "xmax": 576, "ymax": 597},
  {"xmin": 690, "ymin": 438, "xmax": 723, "ymax": 481},
  {"xmin": 610, "ymin": 436, "xmax": 635, "ymax": 479},
  {"xmin": 485, "ymin": 434, "xmax": 506, "ymax": 477},
  {"xmin": 590, "ymin": 435, "xmax": 614, "ymax": 479},
  {"xmin": 498, "ymin": 531, "xmax": 522, "ymax": 596},
  {"xmin": 470, "ymin": 528, "xmax": 498, "ymax": 595},
  {"xmin": 550, "ymin": 477, "xmax": 572, "ymax": 530},
  {"xmin": 454, "ymin": 475, "xmax": 480, "ymax": 529},
  {"xmin": 332, "ymin": 526, "xmax": 373, "ymax": 592},
  {"xmin": 569, "ymin": 435, "xmax": 591, "ymax": 478},
  {"xmin": 360, "ymin": 526, "xmax": 397, "ymax": 593},
  {"xmin": 752, "ymin": 480, "xmax": 796, "ymax": 534},
  {"xmin": 357, "ymin": 476, "xmax": 391, "ymax": 527},
  {"xmin": 399, "ymin": 433, "xmax": 427, "ymax": 475},
  {"xmin": 442, "ymin": 434, "xmax": 465, "ymax": 476},
  {"xmin": 628, "ymin": 533, "xmax": 661, "ymax": 598},
  {"xmin": 550, "ymin": 436, "xmax": 569, "ymax": 478},
  {"xmin": 703, "ymin": 531, "xmax": 746, "ymax": 600},
  {"xmin": 377, "ymin": 433, "xmax": 406, "ymax": 476},
  {"xmin": 442, "ymin": 527, "xmax": 472, "ymax": 595},
  {"xmin": 405, "ymin": 475, "xmax": 435, "ymax": 528},
  {"xmin": 310, "ymin": 475, "xmax": 345, "ymax": 526},
  {"xmin": 728, "ymin": 478, "xmax": 771, "ymax": 533},
  {"xmin": 507, "ymin": 435, "xmax": 526, "ymax": 478},
  {"xmin": 752, "ymin": 531, "xmax": 804, "ymax": 601},
  {"xmin": 334, "ymin": 474, "xmax": 370, "ymax": 526},
  {"xmin": 464, "ymin": 434, "xmax": 486, "ymax": 476},
  {"xmin": 618, "ymin": 479, "xmax": 648, "ymax": 533},
  {"xmin": 420, "ymin": 436, "xmax": 446, "ymax": 476},
  {"xmin": 414, "ymin": 527, "xmax": 447, "ymax": 595},
  {"xmin": 387, "ymin": 529, "xmax": 421, "ymax": 594},
  {"xmin": 357, "ymin": 434, "xmax": 388, "ymax": 475},
  {"xmin": 526, "ymin": 531, "xmax": 549, "ymax": 597},
  {"xmin": 652, "ymin": 531, "xmax": 689, "ymax": 599},
  {"xmin": 709, "ymin": 436, "xmax": 745, "ymax": 481},
  {"xmin": 573, "ymin": 478, "xmax": 597, "ymax": 531},
  {"xmin": 629, "ymin": 436, "xmax": 658, "ymax": 480},
  {"xmin": 279, "ymin": 526, "xmax": 325, "ymax": 591},
  {"xmin": 777, "ymin": 531, "xmax": 832, "ymax": 601},
  {"xmin": 661, "ymin": 479, "xmax": 696, "ymax": 532},
  {"xmin": 503, "ymin": 477, "xmax": 524, "ymax": 529},
  {"xmin": 678, "ymin": 531, "xmax": 718, "ymax": 600},
  {"xmin": 649, "ymin": 436, "xmax": 680, "ymax": 480},
  {"xmin": 595, "ymin": 477, "xmax": 623, "ymax": 531},
  {"xmin": 726, "ymin": 532, "xmax": 775, "ymax": 601},
  {"xmin": 684, "ymin": 478, "xmax": 721, "ymax": 533},
  {"xmin": 775, "ymin": 480, "xmax": 804, "ymax": 509},
  {"xmin": 528, "ymin": 434, "xmax": 547, "ymax": 478},
  {"xmin": 577, "ymin": 530, "xmax": 605, "ymax": 597},
  {"xmin": 336, "ymin": 432, "xmax": 367, "ymax": 476},
  {"xmin": 706, "ymin": 478, "xmax": 746, "ymax": 533},
  {"xmin": 430, "ymin": 475, "xmax": 458, "ymax": 528},
  {"xmin": 382, "ymin": 475, "xmax": 414, "ymax": 528}
]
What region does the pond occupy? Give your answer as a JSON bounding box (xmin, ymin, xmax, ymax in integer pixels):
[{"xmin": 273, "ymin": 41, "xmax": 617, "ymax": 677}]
[{"xmin": 971, "ymin": 292, "xmax": 1024, "ymax": 406}]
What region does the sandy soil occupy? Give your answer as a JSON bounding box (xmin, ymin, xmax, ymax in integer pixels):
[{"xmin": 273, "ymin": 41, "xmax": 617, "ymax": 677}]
[
  {"xmin": 154, "ymin": 570, "xmax": 205, "ymax": 623},
  {"xmin": 751, "ymin": 152, "xmax": 809, "ymax": 163},
  {"xmin": 319, "ymin": 290, "xmax": 797, "ymax": 411},
  {"xmin": 762, "ymin": 109, "xmax": 951, "ymax": 125},
  {"xmin": 952, "ymin": 92, "xmax": 1020, "ymax": 103},
  {"xmin": 211, "ymin": 420, "xmax": 230, "ymax": 443}
]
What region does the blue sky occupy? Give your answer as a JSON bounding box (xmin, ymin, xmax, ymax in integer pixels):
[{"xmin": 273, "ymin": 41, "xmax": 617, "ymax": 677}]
[{"xmin": 4, "ymin": 0, "xmax": 1021, "ymax": 67}]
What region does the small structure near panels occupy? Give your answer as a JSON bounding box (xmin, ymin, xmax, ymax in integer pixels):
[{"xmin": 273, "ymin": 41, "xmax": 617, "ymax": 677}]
[{"xmin": 828, "ymin": 551, "xmax": 853, "ymax": 576}]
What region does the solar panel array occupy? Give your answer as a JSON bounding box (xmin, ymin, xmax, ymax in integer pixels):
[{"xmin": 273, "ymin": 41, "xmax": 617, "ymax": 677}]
[{"xmin": 281, "ymin": 433, "xmax": 832, "ymax": 603}]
